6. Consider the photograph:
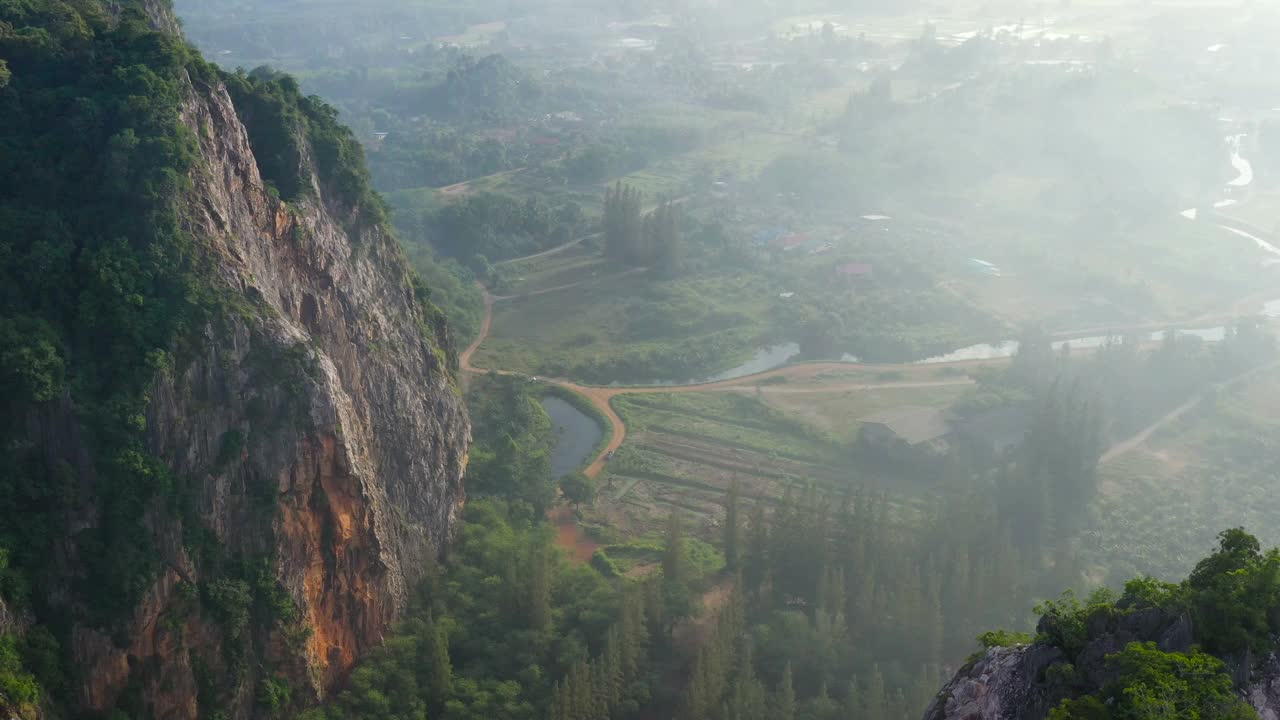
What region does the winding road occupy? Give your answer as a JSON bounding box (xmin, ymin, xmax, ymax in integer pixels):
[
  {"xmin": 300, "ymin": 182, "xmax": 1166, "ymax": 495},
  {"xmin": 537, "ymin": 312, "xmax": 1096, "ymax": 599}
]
[
  {"xmin": 459, "ymin": 281, "xmax": 992, "ymax": 478},
  {"xmin": 459, "ymin": 276, "xmax": 1143, "ymax": 479},
  {"xmin": 459, "ymin": 142, "xmax": 1279, "ymax": 480}
]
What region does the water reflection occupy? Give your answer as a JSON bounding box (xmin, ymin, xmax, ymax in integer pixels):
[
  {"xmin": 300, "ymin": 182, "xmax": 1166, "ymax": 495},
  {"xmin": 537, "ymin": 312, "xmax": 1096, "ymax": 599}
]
[{"xmin": 541, "ymin": 396, "xmax": 604, "ymax": 478}]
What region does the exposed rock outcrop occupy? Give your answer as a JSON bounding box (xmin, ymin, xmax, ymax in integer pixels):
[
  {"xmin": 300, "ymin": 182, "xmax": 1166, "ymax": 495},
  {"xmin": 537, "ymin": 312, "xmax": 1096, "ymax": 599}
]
[
  {"xmin": 926, "ymin": 610, "xmax": 1280, "ymax": 720},
  {"xmin": 923, "ymin": 645, "xmax": 1066, "ymax": 720},
  {"xmin": 39, "ymin": 3, "xmax": 471, "ymax": 719}
]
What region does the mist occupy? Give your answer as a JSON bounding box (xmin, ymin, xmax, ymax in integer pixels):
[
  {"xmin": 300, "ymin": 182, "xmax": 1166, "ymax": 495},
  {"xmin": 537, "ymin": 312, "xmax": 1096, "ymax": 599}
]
[{"xmin": 170, "ymin": 0, "xmax": 1280, "ymax": 716}]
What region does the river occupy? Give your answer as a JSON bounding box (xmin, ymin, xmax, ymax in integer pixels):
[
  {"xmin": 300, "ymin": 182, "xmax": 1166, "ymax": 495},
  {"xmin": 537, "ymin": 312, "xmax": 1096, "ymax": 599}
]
[
  {"xmin": 919, "ymin": 133, "xmax": 1277, "ymax": 365},
  {"xmin": 594, "ymin": 135, "xmax": 1275, "ymax": 385}
]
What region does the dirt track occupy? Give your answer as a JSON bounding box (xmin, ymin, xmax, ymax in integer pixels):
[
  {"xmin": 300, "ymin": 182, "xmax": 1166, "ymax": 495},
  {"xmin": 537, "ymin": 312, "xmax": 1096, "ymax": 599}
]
[
  {"xmin": 460, "ymin": 279, "xmax": 999, "ymax": 479},
  {"xmin": 462, "ymin": 220, "xmax": 1279, "ymax": 480}
]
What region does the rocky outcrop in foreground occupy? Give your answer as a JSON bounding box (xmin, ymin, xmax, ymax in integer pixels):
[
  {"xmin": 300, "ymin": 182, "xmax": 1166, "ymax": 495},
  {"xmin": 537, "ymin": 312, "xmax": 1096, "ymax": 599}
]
[{"xmin": 925, "ymin": 609, "xmax": 1278, "ymax": 720}]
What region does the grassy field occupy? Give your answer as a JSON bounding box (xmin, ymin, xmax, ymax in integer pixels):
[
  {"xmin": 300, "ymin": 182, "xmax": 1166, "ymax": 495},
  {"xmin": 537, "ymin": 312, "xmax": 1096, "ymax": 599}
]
[
  {"xmin": 585, "ymin": 386, "xmax": 958, "ymax": 543},
  {"xmin": 586, "ymin": 391, "xmax": 850, "ymax": 539},
  {"xmin": 614, "ymin": 392, "xmax": 841, "ymax": 463},
  {"xmin": 495, "ymin": 242, "xmax": 608, "ymax": 296},
  {"xmin": 474, "ymin": 270, "xmax": 778, "ymax": 382},
  {"xmin": 749, "ymin": 382, "xmax": 971, "ymax": 443},
  {"xmin": 1080, "ymin": 370, "xmax": 1280, "ymax": 584}
]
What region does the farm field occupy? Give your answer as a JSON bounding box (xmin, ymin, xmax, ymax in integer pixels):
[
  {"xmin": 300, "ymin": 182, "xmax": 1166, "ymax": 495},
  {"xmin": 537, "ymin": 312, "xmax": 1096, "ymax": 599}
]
[
  {"xmin": 584, "ymin": 385, "xmax": 967, "ymax": 543},
  {"xmin": 1079, "ymin": 369, "xmax": 1280, "ymax": 585},
  {"xmin": 473, "ymin": 270, "xmax": 780, "ymax": 383}
]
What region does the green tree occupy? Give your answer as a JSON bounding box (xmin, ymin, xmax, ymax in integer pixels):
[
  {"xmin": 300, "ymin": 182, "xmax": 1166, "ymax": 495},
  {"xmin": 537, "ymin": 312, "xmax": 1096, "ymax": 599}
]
[
  {"xmin": 744, "ymin": 504, "xmax": 769, "ymax": 602},
  {"xmin": 421, "ymin": 614, "xmax": 452, "ymax": 708},
  {"xmin": 526, "ymin": 545, "xmax": 552, "ymax": 632},
  {"xmin": 1186, "ymin": 533, "xmax": 1280, "ymax": 656},
  {"xmin": 1050, "ymin": 643, "xmax": 1255, "ymax": 720},
  {"xmin": 861, "ymin": 666, "xmax": 886, "ymax": 720},
  {"xmin": 560, "ymin": 472, "xmax": 596, "ymax": 509},
  {"xmin": 0, "ymin": 635, "xmax": 39, "ymax": 711},
  {"xmin": 772, "ymin": 662, "xmax": 796, "ymax": 720},
  {"xmin": 724, "ymin": 481, "xmax": 742, "ymax": 572},
  {"xmin": 663, "ymin": 512, "xmax": 693, "ymax": 623}
]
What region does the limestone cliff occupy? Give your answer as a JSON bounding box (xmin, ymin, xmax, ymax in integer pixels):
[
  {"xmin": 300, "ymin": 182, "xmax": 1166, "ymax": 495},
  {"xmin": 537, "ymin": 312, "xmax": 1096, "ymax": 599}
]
[{"xmin": 26, "ymin": 3, "xmax": 471, "ymax": 719}]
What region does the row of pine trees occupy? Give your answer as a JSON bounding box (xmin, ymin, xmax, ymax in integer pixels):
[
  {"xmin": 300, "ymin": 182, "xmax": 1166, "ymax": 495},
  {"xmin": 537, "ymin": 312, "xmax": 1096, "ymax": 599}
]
[{"xmin": 603, "ymin": 182, "xmax": 682, "ymax": 276}]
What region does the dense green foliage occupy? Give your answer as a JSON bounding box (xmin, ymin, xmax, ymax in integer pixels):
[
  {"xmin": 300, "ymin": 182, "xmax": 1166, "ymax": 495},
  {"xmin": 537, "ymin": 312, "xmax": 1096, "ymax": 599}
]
[
  {"xmin": 223, "ymin": 65, "xmax": 386, "ymax": 224},
  {"xmin": 1036, "ymin": 533, "xmax": 1280, "ymax": 657},
  {"xmin": 1049, "ymin": 643, "xmax": 1255, "ymax": 720},
  {"xmin": 399, "ymin": 192, "xmax": 586, "ymax": 266},
  {"xmin": 1025, "ymin": 530, "xmax": 1280, "ymax": 719},
  {"xmin": 465, "ymin": 375, "xmax": 558, "ymax": 517},
  {"xmin": 0, "ymin": 635, "xmax": 40, "ymax": 714},
  {"xmin": 0, "ymin": 0, "xmax": 221, "ymax": 618},
  {"xmin": 603, "ymin": 183, "xmax": 683, "ymax": 277},
  {"xmin": 0, "ymin": 5, "xmax": 454, "ymax": 717}
]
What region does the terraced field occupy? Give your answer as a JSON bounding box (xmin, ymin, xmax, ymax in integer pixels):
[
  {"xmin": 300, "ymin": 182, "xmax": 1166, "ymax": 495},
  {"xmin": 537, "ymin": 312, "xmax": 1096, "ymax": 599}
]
[{"xmin": 588, "ymin": 385, "xmax": 967, "ymax": 540}]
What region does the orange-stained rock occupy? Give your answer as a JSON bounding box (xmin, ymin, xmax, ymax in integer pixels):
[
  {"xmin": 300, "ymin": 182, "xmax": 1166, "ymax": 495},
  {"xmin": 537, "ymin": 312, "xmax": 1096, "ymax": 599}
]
[{"xmin": 45, "ymin": 5, "xmax": 471, "ymax": 720}]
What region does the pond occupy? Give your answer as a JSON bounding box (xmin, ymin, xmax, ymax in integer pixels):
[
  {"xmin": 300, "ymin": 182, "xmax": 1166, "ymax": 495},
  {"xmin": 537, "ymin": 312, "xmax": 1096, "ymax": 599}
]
[{"xmin": 541, "ymin": 396, "xmax": 604, "ymax": 478}]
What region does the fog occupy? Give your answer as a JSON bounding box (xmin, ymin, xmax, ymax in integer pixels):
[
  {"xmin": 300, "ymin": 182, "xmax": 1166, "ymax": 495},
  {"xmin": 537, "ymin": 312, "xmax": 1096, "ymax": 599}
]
[{"xmin": 177, "ymin": 0, "xmax": 1280, "ymax": 716}]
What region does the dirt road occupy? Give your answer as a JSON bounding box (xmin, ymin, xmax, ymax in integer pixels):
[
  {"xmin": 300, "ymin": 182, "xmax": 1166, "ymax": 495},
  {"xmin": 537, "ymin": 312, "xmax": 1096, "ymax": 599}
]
[
  {"xmin": 491, "ymin": 266, "xmax": 648, "ymax": 301},
  {"xmin": 463, "ymin": 217, "xmax": 1279, "ymax": 481},
  {"xmin": 494, "ymin": 232, "xmax": 602, "ymax": 267},
  {"xmin": 1099, "ymin": 360, "xmax": 1280, "ymax": 464},
  {"xmin": 460, "ymin": 286, "xmax": 998, "ymax": 479}
]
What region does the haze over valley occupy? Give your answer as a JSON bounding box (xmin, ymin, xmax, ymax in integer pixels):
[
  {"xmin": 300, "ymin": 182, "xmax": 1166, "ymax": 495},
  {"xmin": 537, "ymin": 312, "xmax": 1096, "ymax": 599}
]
[{"xmin": 2, "ymin": 0, "xmax": 1280, "ymax": 718}]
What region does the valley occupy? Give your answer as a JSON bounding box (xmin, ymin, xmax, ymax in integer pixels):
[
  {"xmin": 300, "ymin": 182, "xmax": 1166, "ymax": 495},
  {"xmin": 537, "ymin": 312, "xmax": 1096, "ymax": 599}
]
[{"xmin": 3, "ymin": 0, "xmax": 1280, "ymax": 718}]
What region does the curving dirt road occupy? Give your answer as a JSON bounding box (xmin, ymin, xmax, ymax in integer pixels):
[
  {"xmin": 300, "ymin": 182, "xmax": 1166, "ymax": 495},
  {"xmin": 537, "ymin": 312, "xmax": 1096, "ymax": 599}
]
[
  {"xmin": 462, "ymin": 213, "xmax": 1280, "ymax": 480},
  {"xmin": 1098, "ymin": 359, "xmax": 1280, "ymax": 465},
  {"xmin": 491, "ymin": 266, "xmax": 648, "ymax": 301},
  {"xmin": 494, "ymin": 231, "xmax": 601, "ymax": 267},
  {"xmin": 460, "ymin": 284, "xmax": 999, "ymax": 479}
]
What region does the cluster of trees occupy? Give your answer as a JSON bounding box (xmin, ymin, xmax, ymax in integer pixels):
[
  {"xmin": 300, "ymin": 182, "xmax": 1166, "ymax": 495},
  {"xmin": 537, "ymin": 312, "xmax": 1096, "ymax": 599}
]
[
  {"xmin": 603, "ymin": 183, "xmax": 683, "ymax": 276},
  {"xmin": 954, "ymin": 321, "xmax": 1276, "ymax": 559},
  {"xmin": 1033, "ymin": 529, "xmax": 1280, "ymax": 719},
  {"xmin": 653, "ymin": 480, "xmax": 1075, "ymax": 720},
  {"xmin": 464, "ymin": 376, "xmax": 558, "ymax": 518},
  {"xmin": 225, "ymin": 66, "xmax": 387, "ymax": 224},
  {"xmin": 423, "ymin": 54, "xmax": 542, "ymax": 124},
  {"xmin": 371, "ymin": 128, "xmax": 510, "ymax": 191},
  {"xmin": 546, "ymin": 582, "xmax": 658, "ymax": 720},
  {"xmin": 300, "ymin": 499, "xmax": 663, "ymax": 720},
  {"xmin": 401, "ymin": 193, "xmax": 586, "ymax": 267}
]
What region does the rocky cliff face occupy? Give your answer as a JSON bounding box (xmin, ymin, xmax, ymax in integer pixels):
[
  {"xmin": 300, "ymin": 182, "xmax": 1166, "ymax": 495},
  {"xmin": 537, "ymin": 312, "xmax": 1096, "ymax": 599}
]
[
  {"xmin": 42, "ymin": 4, "xmax": 471, "ymax": 719},
  {"xmin": 925, "ymin": 610, "xmax": 1280, "ymax": 720}
]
